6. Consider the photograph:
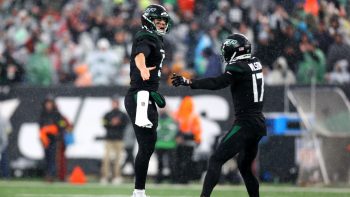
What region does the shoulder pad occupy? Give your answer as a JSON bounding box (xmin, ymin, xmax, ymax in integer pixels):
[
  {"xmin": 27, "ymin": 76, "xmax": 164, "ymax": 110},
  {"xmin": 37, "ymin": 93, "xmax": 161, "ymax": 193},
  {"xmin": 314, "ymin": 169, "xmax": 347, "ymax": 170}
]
[
  {"xmin": 135, "ymin": 30, "xmax": 160, "ymax": 42},
  {"xmin": 251, "ymin": 57, "xmax": 259, "ymax": 62},
  {"xmin": 225, "ymin": 63, "xmax": 244, "ymax": 73}
]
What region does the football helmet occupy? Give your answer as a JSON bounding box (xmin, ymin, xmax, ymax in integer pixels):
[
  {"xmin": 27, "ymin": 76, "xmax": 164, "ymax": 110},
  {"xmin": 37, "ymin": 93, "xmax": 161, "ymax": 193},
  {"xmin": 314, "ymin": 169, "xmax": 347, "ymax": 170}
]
[
  {"xmin": 141, "ymin": 4, "xmax": 171, "ymax": 36},
  {"xmin": 221, "ymin": 33, "xmax": 251, "ymax": 63}
]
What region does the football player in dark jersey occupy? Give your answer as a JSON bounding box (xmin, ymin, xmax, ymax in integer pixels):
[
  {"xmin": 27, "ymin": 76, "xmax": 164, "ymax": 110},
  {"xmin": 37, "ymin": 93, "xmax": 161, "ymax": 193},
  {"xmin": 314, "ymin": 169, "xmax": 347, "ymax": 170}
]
[
  {"xmin": 124, "ymin": 4, "xmax": 171, "ymax": 197},
  {"xmin": 172, "ymin": 33, "xmax": 266, "ymax": 197}
]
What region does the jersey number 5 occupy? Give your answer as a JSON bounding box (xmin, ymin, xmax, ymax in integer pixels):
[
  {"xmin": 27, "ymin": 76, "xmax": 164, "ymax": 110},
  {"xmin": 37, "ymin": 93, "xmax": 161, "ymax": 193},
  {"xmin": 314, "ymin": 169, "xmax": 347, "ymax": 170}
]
[{"xmin": 252, "ymin": 73, "xmax": 264, "ymax": 102}]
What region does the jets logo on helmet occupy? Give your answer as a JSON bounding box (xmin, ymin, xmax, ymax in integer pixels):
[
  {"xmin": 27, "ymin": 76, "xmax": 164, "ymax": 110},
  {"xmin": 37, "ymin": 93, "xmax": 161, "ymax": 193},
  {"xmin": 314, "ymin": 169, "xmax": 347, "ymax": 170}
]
[
  {"xmin": 223, "ymin": 39, "xmax": 238, "ymax": 47},
  {"xmin": 222, "ymin": 39, "xmax": 238, "ymax": 58},
  {"xmin": 221, "ymin": 34, "xmax": 251, "ymax": 64},
  {"xmin": 141, "ymin": 4, "xmax": 172, "ymax": 36},
  {"xmin": 145, "ymin": 8, "xmax": 157, "ymax": 13}
]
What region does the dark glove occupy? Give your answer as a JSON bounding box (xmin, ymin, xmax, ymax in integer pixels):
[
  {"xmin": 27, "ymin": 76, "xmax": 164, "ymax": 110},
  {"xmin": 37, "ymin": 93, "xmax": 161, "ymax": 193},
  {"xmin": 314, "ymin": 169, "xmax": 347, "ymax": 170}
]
[{"xmin": 171, "ymin": 73, "xmax": 191, "ymax": 87}]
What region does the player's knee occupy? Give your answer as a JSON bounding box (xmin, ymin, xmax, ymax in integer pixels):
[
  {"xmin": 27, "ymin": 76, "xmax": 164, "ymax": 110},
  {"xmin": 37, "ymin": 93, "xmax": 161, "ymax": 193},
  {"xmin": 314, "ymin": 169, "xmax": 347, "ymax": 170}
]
[
  {"xmin": 208, "ymin": 155, "xmax": 224, "ymax": 168},
  {"xmin": 139, "ymin": 145, "xmax": 155, "ymax": 157},
  {"xmin": 238, "ymin": 163, "xmax": 251, "ymax": 176}
]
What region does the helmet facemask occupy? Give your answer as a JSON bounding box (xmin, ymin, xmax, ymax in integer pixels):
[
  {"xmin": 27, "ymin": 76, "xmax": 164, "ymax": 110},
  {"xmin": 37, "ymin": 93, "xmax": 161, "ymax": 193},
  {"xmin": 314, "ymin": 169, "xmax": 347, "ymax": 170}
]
[{"xmin": 142, "ymin": 15, "xmax": 169, "ymax": 36}]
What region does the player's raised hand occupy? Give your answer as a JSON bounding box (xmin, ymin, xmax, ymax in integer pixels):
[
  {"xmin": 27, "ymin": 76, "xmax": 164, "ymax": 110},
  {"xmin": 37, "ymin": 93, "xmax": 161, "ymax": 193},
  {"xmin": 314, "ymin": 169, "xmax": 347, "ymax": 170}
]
[
  {"xmin": 140, "ymin": 66, "xmax": 156, "ymax": 80},
  {"xmin": 171, "ymin": 73, "xmax": 191, "ymax": 87}
]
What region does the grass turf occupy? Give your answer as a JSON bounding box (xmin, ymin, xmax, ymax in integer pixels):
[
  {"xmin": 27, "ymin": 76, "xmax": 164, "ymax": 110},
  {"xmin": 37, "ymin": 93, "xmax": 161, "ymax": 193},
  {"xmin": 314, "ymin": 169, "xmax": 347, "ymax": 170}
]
[{"xmin": 0, "ymin": 180, "xmax": 349, "ymax": 197}]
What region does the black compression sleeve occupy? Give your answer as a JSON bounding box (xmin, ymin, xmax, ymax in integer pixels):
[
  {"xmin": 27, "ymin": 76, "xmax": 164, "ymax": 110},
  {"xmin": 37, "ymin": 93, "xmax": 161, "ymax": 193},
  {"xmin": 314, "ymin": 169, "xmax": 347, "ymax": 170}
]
[{"xmin": 190, "ymin": 73, "xmax": 232, "ymax": 90}]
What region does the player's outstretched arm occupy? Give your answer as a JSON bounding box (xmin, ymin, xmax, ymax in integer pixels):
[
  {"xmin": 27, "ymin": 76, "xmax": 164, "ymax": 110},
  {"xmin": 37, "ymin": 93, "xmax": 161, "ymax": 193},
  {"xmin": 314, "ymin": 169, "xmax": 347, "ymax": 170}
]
[
  {"xmin": 172, "ymin": 72, "xmax": 232, "ymax": 90},
  {"xmin": 135, "ymin": 53, "xmax": 155, "ymax": 81},
  {"xmin": 171, "ymin": 73, "xmax": 192, "ymax": 87}
]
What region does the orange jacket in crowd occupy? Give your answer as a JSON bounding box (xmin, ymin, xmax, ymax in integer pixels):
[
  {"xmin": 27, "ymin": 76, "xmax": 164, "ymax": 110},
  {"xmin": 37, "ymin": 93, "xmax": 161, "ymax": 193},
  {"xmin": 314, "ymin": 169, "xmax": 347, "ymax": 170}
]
[
  {"xmin": 40, "ymin": 124, "xmax": 59, "ymax": 148},
  {"xmin": 174, "ymin": 96, "xmax": 201, "ymax": 144},
  {"xmin": 40, "ymin": 116, "xmax": 72, "ymax": 148}
]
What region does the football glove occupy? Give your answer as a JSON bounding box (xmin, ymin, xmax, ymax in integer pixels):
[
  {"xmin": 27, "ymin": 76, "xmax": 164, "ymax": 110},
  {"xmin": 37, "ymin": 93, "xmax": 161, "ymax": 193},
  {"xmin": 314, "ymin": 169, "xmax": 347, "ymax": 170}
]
[{"xmin": 171, "ymin": 73, "xmax": 191, "ymax": 87}]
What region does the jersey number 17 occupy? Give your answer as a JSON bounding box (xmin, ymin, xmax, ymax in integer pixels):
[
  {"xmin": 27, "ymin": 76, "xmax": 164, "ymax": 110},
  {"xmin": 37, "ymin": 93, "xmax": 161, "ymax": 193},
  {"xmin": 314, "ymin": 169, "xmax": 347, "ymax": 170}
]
[{"xmin": 252, "ymin": 72, "xmax": 264, "ymax": 102}]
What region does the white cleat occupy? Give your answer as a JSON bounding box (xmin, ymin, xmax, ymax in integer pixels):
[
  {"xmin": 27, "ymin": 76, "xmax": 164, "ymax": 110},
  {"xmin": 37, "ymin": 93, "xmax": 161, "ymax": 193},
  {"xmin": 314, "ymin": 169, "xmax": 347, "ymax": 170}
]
[{"xmin": 131, "ymin": 191, "xmax": 149, "ymax": 197}]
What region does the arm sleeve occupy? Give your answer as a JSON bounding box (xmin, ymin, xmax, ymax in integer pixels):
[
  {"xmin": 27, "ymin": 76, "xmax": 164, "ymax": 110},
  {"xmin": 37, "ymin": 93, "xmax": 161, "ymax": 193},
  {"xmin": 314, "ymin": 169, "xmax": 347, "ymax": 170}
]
[{"xmin": 190, "ymin": 72, "xmax": 232, "ymax": 90}]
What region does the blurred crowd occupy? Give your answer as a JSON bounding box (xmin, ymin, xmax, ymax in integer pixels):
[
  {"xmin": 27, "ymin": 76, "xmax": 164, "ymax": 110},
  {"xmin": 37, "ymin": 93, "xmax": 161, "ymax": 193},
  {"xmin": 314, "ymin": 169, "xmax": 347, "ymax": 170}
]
[{"xmin": 1, "ymin": 0, "xmax": 350, "ymax": 87}]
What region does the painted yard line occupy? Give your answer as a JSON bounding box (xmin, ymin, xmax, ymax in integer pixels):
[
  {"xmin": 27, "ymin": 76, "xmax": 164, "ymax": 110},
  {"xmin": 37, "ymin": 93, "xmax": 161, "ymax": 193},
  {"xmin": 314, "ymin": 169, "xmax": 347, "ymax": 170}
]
[
  {"xmin": 260, "ymin": 187, "xmax": 350, "ymax": 193},
  {"xmin": 17, "ymin": 194, "xmax": 197, "ymax": 197},
  {"xmin": 18, "ymin": 195, "xmax": 129, "ymax": 197},
  {"xmin": 0, "ymin": 182, "xmax": 204, "ymax": 189},
  {"xmin": 2, "ymin": 182, "xmax": 350, "ymax": 194},
  {"xmin": 147, "ymin": 184, "xmax": 350, "ymax": 193},
  {"xmin": 8, "ymin": 186, "xmax": 350, "ymax": 195}
]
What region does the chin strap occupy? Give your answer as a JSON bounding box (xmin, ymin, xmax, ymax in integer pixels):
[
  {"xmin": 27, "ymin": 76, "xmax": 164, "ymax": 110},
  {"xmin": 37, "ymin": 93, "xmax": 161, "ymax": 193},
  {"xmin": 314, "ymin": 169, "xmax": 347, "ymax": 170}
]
[{"xmin": 135, "ymin": 90, "xmax": 153, "ymax": 128}]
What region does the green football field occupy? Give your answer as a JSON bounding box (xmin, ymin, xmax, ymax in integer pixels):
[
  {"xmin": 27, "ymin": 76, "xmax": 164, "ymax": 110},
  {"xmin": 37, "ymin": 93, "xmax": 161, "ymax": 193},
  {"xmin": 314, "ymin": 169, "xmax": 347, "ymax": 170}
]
[{"xmin": 0, "ymin": 180, "xmax": 350, "ymax": 197}]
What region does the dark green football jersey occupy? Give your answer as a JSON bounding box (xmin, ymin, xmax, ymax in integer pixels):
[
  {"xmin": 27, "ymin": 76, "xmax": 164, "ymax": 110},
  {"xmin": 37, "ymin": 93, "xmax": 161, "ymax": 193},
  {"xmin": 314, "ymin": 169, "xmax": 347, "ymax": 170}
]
[
  {"xmin": 129, "ymin": 30, "xmax": 165, "ymax": 92},
  {"xmin": 190, "ymin": 57, "xmax": 264, "ymax": 118}
]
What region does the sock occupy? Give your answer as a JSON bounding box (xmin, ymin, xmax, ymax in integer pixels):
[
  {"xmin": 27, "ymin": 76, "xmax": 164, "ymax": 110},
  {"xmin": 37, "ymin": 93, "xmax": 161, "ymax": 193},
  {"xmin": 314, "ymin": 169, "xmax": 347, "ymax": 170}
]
[
  {"xmin": 134, "ymin": 189, "xmax": 145, "ymax": 194},
  {"xmin": 135, "ymin": 91, "xmax": 153, "ymax": 128}
]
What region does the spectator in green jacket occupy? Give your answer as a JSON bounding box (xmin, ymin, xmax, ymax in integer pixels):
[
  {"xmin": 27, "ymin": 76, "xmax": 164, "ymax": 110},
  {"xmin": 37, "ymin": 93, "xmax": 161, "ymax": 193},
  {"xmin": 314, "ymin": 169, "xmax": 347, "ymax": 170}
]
[
  {"xmin": 26, "ymin": 43, "xmax": 54, "ymax": 86},
  {"xmin": 155, "ymin": 108, "xmax": 178, "ymax": 183},
  {"xmin": 297, "ymin": 34, "xmax": 326, "ymax": 84}
]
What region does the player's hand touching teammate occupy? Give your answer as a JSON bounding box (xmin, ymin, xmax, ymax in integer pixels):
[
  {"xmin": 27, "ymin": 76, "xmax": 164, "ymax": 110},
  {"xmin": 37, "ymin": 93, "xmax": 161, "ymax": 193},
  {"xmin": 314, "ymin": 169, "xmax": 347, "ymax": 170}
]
[{"xmin": 171, "ymin": 73, "xmax": 191, "ymax": 86}]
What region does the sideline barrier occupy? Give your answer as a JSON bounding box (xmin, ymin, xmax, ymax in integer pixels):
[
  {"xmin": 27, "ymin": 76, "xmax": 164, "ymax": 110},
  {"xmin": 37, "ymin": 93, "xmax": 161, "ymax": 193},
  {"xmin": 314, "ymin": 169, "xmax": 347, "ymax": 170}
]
[{"xmin": 0, "ymin": 85, "xmax": 349, "ymax": 181}]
